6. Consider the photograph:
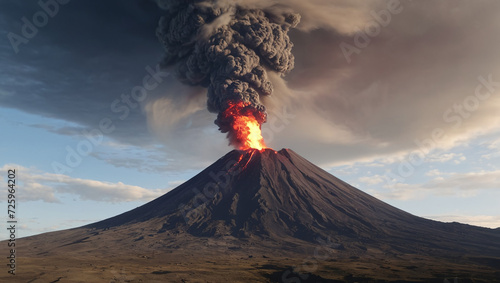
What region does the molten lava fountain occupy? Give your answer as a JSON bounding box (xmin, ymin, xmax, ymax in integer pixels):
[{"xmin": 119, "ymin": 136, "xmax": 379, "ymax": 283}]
[{"xmin": 220, "ymin": 101, "xmax": 267, "ymax": 151}]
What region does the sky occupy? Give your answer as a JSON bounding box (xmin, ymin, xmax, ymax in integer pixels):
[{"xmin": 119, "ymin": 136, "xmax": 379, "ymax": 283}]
[{"xmin": 1, "ymin": 0, "xmax": 500, "ymax": 239}]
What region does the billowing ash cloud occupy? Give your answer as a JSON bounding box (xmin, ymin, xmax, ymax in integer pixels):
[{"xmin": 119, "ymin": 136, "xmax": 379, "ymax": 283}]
[{"xmin": 155, "ymin": 0, "xmax": 300, "ymax": 139}]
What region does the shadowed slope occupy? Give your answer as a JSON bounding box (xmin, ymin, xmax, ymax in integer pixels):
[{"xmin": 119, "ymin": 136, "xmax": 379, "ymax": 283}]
[
  {"xmin": 80, "ymin": 148, "xmax": 500, "ymax": 257},
  {"xmin": 7, "ymin": 148, "xmax": 500, "ymax": 282}
]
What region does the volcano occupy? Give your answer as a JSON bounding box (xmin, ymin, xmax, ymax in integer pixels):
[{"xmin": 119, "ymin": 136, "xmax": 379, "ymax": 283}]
[{"xmin": 7, "ymin": 149, "xmax": 500, "ymax": 282}]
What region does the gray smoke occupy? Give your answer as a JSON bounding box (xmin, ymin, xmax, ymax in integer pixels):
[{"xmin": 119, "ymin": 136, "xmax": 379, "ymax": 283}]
[{"xmin": 155, "ymin": 0, "xmax": 300, "ymax": 143}]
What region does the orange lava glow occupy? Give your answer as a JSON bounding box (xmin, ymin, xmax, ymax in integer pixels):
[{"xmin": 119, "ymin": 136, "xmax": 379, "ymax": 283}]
[
  {"xmin": 223, "ymin": 101, "xmax": 267, "ymax": 151},
  {"xmin": 232, "ymin": 115, "xmax": 266, "ymax": 150}
]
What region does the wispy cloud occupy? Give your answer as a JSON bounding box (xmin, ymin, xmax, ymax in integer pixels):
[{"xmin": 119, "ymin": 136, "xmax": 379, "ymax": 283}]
[
  {"xmin": 358, "ymin": 175, "xmax": 384, "ymax": 185},
  {"xmin": 425, "ymin": 169, "xmax": 442, "ymax": 177},
  {"xmin": 0, "ymin": 164, "xmax": 169, "ymax": 203},
  {"xmin": 376, "ymin": 169, "xmax": 500, "ymax": 201},
  {"xmin": 425, "ymin": 170, "xmax": 500, "ymax": 193},
  {"xmin": 28, "ymin": 123, "xmax": 85, "ymax": 136},
  {"xmin": 427, "ymin": 153, "xmax": 466, "ymax": 164},
  {"xmin": 374, "ymin": 183, "xmax": 424, "ymax": 201}
]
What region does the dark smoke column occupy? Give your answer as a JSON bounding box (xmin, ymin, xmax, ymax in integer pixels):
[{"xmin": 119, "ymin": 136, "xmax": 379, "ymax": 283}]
[{"xmin": 156, "ymin": 0, "xmax": 299, "ymax": 148}]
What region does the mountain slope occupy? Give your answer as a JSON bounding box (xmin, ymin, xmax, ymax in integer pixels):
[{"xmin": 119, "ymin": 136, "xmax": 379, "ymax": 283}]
[
  {"xmin": 8, "ymin": 148, "xmax": 500, "ymax": 282},
  {"xmin": 79, "ymin": 148, "xmax": 499, "ymax": 257}
]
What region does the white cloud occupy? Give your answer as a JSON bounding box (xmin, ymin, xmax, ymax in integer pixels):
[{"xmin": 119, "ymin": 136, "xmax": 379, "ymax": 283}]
[
  {"xmin": 0, "ymin": 164, "xmax": 168, "ymax": 203},
  {"xmin": 1, "ymin": 164, "xmax": 60, "ymax": 203},
  {"xmin": 427, "ymin": 153, "xmax": 466, "ymax": 164},
  {"xmin": 425, "ymin": 170, "xmax": 500, "ymax": 193},
  {"xmin": 374, "ymin": 183, "xmax": 425, "ymax": 201},
  {"xmin": 328, "ymin": 165, "xmax": 358, "ymax": 176},
  {"xmin": 426, "ymin": 169, "xmax": 442, "ymax": 177},
  {"xmin": 480, "ymin": 136, "xmax": 500, "ymax": 160},
  {"xmin": 378, "ymin": 169, "xmax": 500, "ymax": 201},
  {"xmin": 481, "ymin": 152, "xmax": 500, "ymax": 160},
  {"xmin": 358, "ymin": 175, "xmax": 384, "ymax": 185},
  {"xmin": 486, "ymin": 138, "xmax": 500, "ymax": 150}
]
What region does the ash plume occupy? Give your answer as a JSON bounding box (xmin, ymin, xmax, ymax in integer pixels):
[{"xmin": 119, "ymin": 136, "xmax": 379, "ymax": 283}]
[{"xmin": 155, "ymin": 0, "xmax": 300, "ymax": 146}]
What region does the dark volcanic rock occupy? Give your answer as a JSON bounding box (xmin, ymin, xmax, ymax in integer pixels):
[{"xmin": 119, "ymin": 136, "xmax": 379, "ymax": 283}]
[
  {"xmin": 84, "ymin": 148, "xmax": 500, "ymax": 257},
  {"xmin": 8, "ymin": 148, "xmax": 500, "ymax": 282}
]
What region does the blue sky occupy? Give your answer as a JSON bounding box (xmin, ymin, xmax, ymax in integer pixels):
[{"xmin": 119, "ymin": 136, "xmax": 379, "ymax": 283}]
[{"xmin": 1, "ymin": 0, "xmax": 500, "ymax": 239}]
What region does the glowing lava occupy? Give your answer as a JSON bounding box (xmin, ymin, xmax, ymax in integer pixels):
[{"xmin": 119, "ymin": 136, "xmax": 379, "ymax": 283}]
[
  {"xmin": 233, "ymin": 115, "xmax": 266, "ymax": 150},
  {"xmin": 221, "ymin": 101, "xmax": 267, "ymax": 151}
]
